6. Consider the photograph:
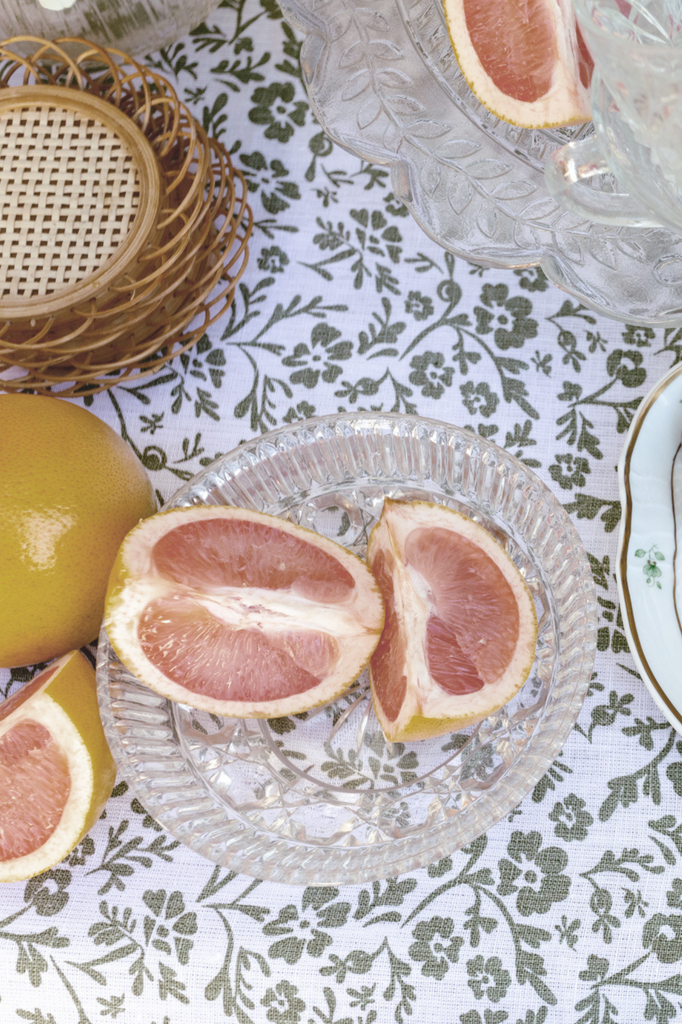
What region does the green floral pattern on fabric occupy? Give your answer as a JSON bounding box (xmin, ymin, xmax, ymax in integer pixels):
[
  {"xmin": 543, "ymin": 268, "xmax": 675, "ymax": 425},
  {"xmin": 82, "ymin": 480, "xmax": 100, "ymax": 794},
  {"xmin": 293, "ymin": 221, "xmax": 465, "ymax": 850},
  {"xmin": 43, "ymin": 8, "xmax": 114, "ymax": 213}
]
[
  {"xmin": 408, "ymin": 917, "xmax": 463, "ymax": 979},
  {"xmin": 1, "ymin": 1, "xmax": 682, "ymax": 1021},
  {"xmin": 249, "ymin": 82, "xmax": 308, "ymax": 142},
  {"xmin": 497, "ymin": 833, "xmax": 571, "ymax": 917},
  {"xmin": 466, "ymin": 955, "xmax": 512, "ymax": 1003},
  {"xmin": 474, "ymin": 285, "xmax": 538, "ymax": 350}
]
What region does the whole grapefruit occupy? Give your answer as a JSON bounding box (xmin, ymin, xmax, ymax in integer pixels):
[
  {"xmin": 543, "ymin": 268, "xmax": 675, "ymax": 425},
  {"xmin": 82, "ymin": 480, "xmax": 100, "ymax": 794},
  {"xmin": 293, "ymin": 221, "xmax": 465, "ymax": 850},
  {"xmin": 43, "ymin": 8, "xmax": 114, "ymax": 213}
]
[{"xmin": 0, "ymin": 395, "xmax": 156, "ymax": 668}]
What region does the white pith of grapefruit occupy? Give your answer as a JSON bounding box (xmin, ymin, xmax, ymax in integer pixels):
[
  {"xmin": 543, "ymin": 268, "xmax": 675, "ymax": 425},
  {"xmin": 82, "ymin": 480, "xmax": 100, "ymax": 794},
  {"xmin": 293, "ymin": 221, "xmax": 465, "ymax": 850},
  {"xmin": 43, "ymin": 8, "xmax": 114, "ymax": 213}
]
[
  {"xmin": 443, "ymin": 0, "xmax": 593, "ymax": 128},
  {"xmin": 367, "ymin": 500, "xmax": 538, "ymax": 742},
  {"xmin": 0, "ymin": 650, "xmax": 116, "ymax": 882},
  {"xmin": 105, "ymin": 506, "xmax": 385, "ymax": 718}
]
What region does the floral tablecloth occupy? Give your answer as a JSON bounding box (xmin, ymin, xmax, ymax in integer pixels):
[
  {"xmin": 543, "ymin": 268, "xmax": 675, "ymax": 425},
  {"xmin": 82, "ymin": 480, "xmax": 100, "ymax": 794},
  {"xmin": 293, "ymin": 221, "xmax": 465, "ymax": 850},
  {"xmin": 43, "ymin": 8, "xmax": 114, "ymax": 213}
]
[{"xmin": 1, "ymin": 4, "xmax": 681, "ymax": 1023}]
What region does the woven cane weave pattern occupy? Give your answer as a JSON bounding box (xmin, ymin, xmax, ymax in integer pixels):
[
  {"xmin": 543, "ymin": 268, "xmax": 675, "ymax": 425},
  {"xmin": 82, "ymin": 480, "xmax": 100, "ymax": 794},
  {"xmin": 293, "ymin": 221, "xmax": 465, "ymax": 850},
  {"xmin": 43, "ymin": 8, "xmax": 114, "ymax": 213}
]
[
  {"xmin": 0, "ymin": 103, "xmax": 139, "ymax": 298},
  {"xmin": 0, "ymin": 37, "xmax": 251, "ymax": 396}
]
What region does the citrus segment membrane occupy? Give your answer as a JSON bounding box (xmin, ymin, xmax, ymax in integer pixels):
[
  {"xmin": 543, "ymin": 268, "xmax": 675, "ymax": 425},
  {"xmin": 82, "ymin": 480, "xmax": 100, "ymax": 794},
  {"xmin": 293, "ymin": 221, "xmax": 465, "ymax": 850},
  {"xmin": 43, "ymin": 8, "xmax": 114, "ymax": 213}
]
[
  {"xmin": 0, "ymin": 650, "xmax": 116, "ymax": 882},
  {"xmin": 367, "ymin": 500, "xmax": 538, "ymax": 742},
  {"xmin": 444, "ymin": 0, "xmax": 592, "ymax": 128},
  {"xmin": 105, "ymin": 506, "xmax": 385, "ymax": 718},
  {"xmin": 425, "ymin": 617, "xmax": 486, "ymax": 695},
  {"xmin": 576, "ymin": 25, "xmax": 595, "ymax": 90}
]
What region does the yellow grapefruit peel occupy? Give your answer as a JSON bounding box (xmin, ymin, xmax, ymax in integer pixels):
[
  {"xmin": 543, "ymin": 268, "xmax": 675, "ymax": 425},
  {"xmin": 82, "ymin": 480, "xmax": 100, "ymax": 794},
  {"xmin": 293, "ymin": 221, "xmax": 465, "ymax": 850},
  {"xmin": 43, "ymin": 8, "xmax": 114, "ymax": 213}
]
[{"xmin": 0, "ymin": 394, "xmax": 156, "ymax": 669}]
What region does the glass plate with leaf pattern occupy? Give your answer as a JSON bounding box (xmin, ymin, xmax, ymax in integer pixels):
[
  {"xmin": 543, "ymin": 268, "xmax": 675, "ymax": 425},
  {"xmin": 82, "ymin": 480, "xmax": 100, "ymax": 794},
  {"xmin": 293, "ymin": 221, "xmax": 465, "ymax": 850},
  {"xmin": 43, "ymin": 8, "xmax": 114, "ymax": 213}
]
[
  {"xmin": 278, "ymin": 0, "xmax": 682, "ymax": 326},
  {"xmin": 97, "ymin": 414, "xmax": 597, "ymax": 884}
]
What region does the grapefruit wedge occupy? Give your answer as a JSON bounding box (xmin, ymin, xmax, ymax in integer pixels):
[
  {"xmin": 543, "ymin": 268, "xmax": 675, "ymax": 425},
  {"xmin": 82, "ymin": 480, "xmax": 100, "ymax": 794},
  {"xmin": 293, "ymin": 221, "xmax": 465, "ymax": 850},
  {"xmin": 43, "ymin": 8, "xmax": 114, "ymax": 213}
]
[
  {"xmin": 367, "ymin": 500, "xmax": 537, "ymax": 742},
  {"xmin": 443, "ymin": 0, "xmax": 593, "ymax": 128},
  {"xmin": 105, "ymin": 506, "xmax": 385, "ymax": 718},
  {"xmin": 0, "ymin": 650, "xmax": 116, "ymax": 882}
]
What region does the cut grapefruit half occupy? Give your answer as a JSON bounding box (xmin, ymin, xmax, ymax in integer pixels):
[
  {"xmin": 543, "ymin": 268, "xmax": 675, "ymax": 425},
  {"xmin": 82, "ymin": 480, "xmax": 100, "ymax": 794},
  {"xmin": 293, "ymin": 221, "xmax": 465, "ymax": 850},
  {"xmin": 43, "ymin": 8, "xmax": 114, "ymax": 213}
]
[
  {"xmin": 367, "ymin": 500, "xmax": 537, "ymax": 742},
  {"xmin": 0, "ymin": 650, "xmax": 116, "ymax": 882},
  {"xmin": 443, "ymin": 0, "xmax": 593, "ymax": 128},
  {"xmin": 105, "ymin": 506, "xmax": 385, "ymax": 718}
]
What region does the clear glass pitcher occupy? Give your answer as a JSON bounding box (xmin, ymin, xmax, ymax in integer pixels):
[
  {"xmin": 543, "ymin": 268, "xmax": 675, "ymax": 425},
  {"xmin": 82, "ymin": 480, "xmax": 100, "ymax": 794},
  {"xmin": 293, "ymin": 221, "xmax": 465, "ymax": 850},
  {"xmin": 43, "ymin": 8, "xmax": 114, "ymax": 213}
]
[
  {"xmin": 0, "ymin": 0, "xmax": 222, "ymax": 56},
  {"xmin": 545, "ymin": 0, "xmax": 682, "ymax": 232}
]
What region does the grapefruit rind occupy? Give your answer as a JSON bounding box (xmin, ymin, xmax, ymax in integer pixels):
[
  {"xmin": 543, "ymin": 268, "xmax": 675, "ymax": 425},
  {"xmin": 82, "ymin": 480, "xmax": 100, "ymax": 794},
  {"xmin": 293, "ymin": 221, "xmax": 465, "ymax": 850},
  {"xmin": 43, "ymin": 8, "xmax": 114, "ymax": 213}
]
[
  {"xmin": 367, "ymin": 500, "xmax": 538, "ymax": 743},
  {"xmin": 105, "ymin": 506, "xmax": 385, "ymax": 718},
  {"xmin": 0, "ymin": 650, "xmax": 116, "ymax": 882},
  {"xmin": 442, "ymin": 0, "xmax": 592, "ymax": 129},
  {"xmin": 0, "ymin": 394, "xmax": 156, "ymax": 670}
]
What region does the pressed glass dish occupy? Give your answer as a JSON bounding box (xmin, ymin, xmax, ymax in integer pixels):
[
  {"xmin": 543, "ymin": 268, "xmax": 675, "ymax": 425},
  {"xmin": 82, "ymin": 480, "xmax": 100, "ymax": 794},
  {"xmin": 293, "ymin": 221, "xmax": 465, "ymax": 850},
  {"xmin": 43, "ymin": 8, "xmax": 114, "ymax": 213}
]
[
  {"xmin": 97, "ymin": 414, "xmax": 598, "ymax": 885},
  {"xmin": 0, "ymin": 1, "xmax": 221, "ymax": 56},
  {"xmin": 279, "ymin": 0, "xmax": 682, "ymax": 326}
]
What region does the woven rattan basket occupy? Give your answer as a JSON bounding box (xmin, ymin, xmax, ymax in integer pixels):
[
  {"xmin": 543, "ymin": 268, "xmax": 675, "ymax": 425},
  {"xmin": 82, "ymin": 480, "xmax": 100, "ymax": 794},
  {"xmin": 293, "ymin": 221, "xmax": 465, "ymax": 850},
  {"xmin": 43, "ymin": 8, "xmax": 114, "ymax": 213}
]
[{"xmin": 0, "ymin": 37, "xmax": 251, "ymax": 396}]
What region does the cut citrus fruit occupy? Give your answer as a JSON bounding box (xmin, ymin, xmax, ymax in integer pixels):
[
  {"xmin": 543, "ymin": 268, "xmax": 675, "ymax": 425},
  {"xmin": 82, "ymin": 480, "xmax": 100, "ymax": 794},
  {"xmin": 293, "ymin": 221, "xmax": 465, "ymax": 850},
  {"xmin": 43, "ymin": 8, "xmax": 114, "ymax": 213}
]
[
  {"xmin": 105, "ymin": 506, "xmax": 385, "ymax": 717},
  {"xmin": 443, "ymin": 0, "xmax": 593, "ymax": 128},
  {"xmin": 0, "ymin": 394, "xmax": 156, "ymax": 669},
  {"xmin": 367, "ymin": 500, "xmax": 537, "ymax": 742},
  {"xmin": 0, "ymin": 650, "xmax": 116, "ymax": 882}
]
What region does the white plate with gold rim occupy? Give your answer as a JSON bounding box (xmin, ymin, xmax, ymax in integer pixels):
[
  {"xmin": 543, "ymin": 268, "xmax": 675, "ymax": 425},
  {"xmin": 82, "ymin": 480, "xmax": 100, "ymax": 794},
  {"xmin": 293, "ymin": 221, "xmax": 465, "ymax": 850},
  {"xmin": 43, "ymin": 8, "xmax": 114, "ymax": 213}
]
[{"xmin": 618, "ymin": 363, "xmax": 682, "ymax": 732}]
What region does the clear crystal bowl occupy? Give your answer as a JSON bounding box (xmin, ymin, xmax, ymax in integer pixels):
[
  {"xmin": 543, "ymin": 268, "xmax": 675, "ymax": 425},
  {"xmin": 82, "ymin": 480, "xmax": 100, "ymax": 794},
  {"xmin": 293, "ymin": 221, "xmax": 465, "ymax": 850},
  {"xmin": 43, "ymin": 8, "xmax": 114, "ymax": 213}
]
[
  {"xmin": 0, "ymin": 0, "xmax": 220, "ymax": 56},
  {"xmin": 281, "ymin": 0, "xmax": 682, "ymax": 326},
  {"xmin": 97, "ymin": 414, "xmax": 597, "ymax": 884}
]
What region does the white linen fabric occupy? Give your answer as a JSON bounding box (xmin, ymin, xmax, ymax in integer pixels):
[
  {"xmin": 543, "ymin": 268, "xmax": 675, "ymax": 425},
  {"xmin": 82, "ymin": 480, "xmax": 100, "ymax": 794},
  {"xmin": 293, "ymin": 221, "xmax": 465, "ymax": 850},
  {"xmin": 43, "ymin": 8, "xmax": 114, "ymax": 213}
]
[{"xmin": 0, "ymin": 5, "xmax": 678, "ymax": 1022}]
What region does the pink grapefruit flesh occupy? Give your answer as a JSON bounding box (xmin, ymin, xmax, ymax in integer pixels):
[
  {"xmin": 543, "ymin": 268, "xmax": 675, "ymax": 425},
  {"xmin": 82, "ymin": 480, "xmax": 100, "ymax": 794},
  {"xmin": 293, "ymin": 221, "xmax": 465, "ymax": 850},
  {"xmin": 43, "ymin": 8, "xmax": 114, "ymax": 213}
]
[
  {"xmin": 464, "ymin": 0, "xmax": 556, "ymax": 103},
  {"xmin": 105, "ymin": 506, "xmax": 385, "ymax": 718},
  {"xmin": 151, "ymin": 517, "xmax": 355, "ymax": 603},
  {"xmin": 367, "ymin": 500, "xmax": 537, "ymax": 742},
  {"xmin": 370, "ymin": 550, "xmax": 408, "ymax": 723},
  {"xmin": 0, "ymin": 721, "xmax": 70, "ymax": 860},
  {"xmin": 444, "ymin": 0, "xmax": 592, "ymax": 128},
  {"xmin": 406, "ymin": 527, "xmax": 520, "ymax": 685},
  {"xmin": 138, "ymin": 596, "xmax": 339, "ymax": 700},
  {"xmin": 0, "ymin": 650, "xmax": 116, "ymax": 882}
]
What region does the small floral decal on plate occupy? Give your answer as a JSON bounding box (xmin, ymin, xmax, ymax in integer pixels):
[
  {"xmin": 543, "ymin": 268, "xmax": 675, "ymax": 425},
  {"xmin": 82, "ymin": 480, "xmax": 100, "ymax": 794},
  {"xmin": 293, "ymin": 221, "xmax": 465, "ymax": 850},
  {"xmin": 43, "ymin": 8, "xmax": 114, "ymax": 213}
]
[{"xmin": 634, "ymin": 545, "xmax": 665, "ymax": 589}]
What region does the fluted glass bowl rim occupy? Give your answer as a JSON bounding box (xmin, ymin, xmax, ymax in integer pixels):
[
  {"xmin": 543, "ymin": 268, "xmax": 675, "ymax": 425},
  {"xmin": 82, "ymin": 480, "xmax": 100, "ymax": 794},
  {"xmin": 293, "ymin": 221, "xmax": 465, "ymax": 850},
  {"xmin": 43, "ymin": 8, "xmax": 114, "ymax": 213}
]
[{"xmin": 97, "ymin": 413, "xmax": 598, "ymax": 884}]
